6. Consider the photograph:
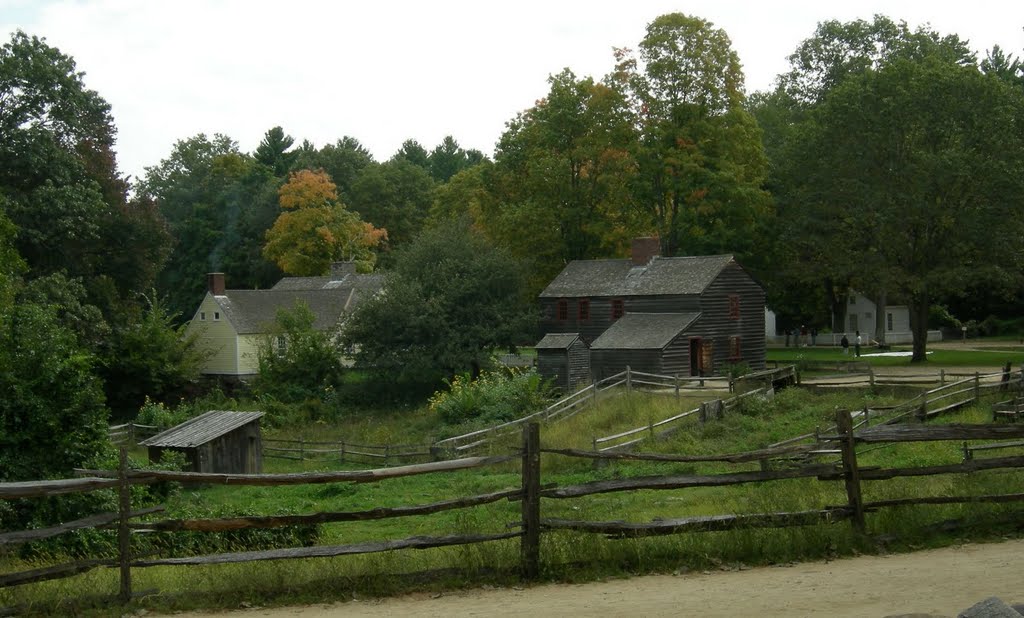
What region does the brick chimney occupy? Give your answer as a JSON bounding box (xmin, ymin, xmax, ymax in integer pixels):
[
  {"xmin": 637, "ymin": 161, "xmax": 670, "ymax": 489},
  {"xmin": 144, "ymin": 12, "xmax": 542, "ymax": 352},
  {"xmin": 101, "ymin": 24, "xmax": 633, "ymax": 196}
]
[
  {"xmin": 329, "ymin": 261, "xmax": 357, "ymax": 279},
  {"xmin": 631, "ymin": 237, "xmax": 661, "ymax": 266},
  {"xmin": 207, "ymin": 272, "xmax": 225, "ymax": 295}
]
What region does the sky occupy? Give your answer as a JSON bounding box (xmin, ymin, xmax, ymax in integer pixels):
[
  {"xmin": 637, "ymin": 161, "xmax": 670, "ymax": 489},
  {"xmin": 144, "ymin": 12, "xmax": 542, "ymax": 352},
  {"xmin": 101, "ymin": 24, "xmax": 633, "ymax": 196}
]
[{"xmin": 3, "ymin": 0, "xmax": 1023, "ymax": 182}]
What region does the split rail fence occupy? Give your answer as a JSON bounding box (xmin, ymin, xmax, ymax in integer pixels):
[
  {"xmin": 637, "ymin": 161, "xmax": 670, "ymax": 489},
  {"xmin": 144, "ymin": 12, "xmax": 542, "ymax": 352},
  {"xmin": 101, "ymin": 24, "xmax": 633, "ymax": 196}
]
[{"xmin": 6, "ymin": 416, "xmax": 1024, "ymax": 610}]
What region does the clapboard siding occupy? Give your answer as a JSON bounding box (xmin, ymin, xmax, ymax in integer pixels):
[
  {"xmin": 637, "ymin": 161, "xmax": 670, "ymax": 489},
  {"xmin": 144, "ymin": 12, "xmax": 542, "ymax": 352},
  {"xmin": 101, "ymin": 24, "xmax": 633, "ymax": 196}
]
[
  {"xmin": 540, "ymin": 295, "xmax": 702, "ymax": 344},
  {"xmin": 591, "ymin": 349, "xmax": 664, "ymax": 378},
  {"xmin": 698, "ymin": 263, "xmax": 766, "ymax": 373}
]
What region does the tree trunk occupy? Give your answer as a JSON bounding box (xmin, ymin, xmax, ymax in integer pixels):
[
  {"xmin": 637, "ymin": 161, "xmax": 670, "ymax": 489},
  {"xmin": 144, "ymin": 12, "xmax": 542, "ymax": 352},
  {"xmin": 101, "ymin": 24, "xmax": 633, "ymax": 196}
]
[
  {"xmin": 874, "ymin": 290, "xmax": 887, "ymax": 345},
  {"xmin": 908, "ymin": 295, "xmax": 930, "ymax": 363},
  {"xmin": 824, "ymin": 278, "xmax": 848, "ymax": 337}
]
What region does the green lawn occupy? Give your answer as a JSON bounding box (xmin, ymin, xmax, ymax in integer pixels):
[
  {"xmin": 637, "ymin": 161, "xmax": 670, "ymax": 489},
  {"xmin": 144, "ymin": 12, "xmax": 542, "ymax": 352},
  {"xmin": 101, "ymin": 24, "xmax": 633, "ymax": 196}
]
[{"xmin": 768, "ymin": 345, "xmax": 1024, "ymax": 368}]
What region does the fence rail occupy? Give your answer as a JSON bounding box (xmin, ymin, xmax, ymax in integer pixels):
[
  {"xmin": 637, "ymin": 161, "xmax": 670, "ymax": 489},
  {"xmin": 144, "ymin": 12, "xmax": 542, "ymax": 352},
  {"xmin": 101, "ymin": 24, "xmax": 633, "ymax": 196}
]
[{"xmin": 7, "ymin": 407, "xmax": 1024, "ymax": 610}]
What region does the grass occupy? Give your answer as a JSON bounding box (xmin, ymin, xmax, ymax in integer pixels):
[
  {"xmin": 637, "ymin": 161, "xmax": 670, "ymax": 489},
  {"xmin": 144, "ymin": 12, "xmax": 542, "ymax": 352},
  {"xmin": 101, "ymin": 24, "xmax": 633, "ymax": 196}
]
[
  {"xmin": 3, "ymin": 385, "xmax": 1024, "ymax": 616},
  {"xmin": 769, "ymin": 344, "xmax": 1024, "ymax": 367}
]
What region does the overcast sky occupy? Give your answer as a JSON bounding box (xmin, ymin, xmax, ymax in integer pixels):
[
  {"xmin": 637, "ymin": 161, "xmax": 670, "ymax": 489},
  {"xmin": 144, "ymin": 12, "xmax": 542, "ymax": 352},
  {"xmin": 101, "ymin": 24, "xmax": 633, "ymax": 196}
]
[{"xmin": 3, "ymin": 0, "xmax": 1023, "ymax": 182}]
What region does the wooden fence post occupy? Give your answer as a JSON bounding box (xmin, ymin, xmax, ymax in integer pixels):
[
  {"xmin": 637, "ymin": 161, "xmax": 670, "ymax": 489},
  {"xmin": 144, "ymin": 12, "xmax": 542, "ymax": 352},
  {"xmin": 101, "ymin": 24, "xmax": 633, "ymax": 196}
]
[
  {"xmin": 974, "ymin": 372, "xmax": 981, "ymax": 403},
  {"xmin": 835, "ymin": 410, "xmax": 865, "ymax": 533},
  {"xmin": 869, "ymin": 368, "xmax": 875, "ymax": 388},
  {"xmin": 521, "ymin": 423, "xmax": 541, "ymax": 580},
  {"xmin": 625, "ymin": 366, "xmax": 632, "ymax": 396},
  {"xmin": 117, "ymin": 447, "xmax": 132, "ymax": 603},
  {"xmin": 940, "ymin": 369, "xmax": 946, "ymax": 386},
  {"xmin": 674, "ymin": 374, "xmax": 680, "ymax": 403},
  {"xmin": 863, "ymin": 405, "xmax": 870, "ymax": 427}
]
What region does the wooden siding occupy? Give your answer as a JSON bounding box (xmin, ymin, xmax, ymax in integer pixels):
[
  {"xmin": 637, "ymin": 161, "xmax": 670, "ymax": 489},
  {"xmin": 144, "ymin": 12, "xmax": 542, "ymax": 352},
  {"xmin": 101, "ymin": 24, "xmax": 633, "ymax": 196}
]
[
  {"xmin": 147, "ymin": 422, "xmax": 262, "ymax": 474},
  {"xmin": 187, "ymin": 294, "xmax": 240, "ymax": 375},
  {"xmin": 237, "ymin": 334, "xmax": 262, "ymax": 375},
  {"xmin": 697, "ymin": 263, "xmax": 766, "ymax": 373},
  {"xmin": 590, "ymin": 349, "xmax": 664, "ymax": 378},
  {"xmin": 537, "ymin": 340, "xmax": 591, "ymax": 391},
  {"xmin": 540, "ymin": 295, "xmax": 701, "ymax": 344}
]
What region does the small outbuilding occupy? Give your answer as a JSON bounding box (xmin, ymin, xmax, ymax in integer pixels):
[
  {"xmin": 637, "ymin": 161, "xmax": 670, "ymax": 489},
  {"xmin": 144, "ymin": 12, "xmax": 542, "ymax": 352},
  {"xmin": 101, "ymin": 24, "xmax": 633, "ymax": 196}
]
[
  {"xmin": 141, "ymin": 410, "xmax": 265, "ymax": 474},
  {"xmin": 535, "ymin": 332, "xmax": 591, "ymax": 392}
]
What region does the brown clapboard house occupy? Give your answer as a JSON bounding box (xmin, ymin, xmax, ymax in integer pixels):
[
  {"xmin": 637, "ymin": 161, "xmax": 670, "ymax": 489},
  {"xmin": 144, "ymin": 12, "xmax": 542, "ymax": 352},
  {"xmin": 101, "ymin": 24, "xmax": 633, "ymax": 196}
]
[{"xmin": 536, "ymin": 238, "xmax": 765, "ymax": 385}]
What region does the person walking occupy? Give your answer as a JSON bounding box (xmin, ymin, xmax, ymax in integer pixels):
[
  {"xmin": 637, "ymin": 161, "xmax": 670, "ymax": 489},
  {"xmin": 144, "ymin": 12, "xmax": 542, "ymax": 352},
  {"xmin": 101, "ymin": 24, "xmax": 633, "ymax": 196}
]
[
  {"xmin": 841, "ymin": 334, "xmax": 849, "ymax": 355},
  {"xmin": 855, "ymin": 331, "xmax": 862, "ymax": 357}
]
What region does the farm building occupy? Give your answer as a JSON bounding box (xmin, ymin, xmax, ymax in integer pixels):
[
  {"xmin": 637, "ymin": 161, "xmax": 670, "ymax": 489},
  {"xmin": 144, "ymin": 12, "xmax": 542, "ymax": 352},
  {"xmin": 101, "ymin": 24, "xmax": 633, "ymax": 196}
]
[
  {"xmin": 537, "ymin": 237, "xmax": 765, "ymax": 381},
  {"xmin": 187, "ymin": 262, "xmax": 383, "ymax": 376},
  {"xmin": 535, "ymin": 333, "xmax": 590, "ymax": 391},
  {"xmin": 141, "ymin": 410, "xmax": 265, "ymax": 474}
]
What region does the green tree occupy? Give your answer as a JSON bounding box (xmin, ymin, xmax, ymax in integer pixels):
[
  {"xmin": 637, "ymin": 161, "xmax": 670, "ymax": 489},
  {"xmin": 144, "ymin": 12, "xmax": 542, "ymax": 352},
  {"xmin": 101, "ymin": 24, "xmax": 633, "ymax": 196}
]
[
  {"xmin": 615, "ymin": 14, "xmax": 772, "ymax": 258},
  {"xmin": 253, "ymin": 126, "xmax": 298, "ymax": 176},
  {"xmin": 792, "ymin": 58, "xmax": 1024, "ymax": 360},
  {"xmin": 292, "ymin": 136, "xmax": 374, "ymax": 205},
  {"xmin": 342, "ymin": 223, "xmax": 533, "ymax": 390},
  {"xmin": 492, "ymin": 69, "xmax": 645, "ymax": 291},
  {"xmin": 349, "ymin": 159, "xmax": 435, "ymax": 249},
  {"xmin": 393, "ymin": 139, "xmax": 431, "ymax": 170},
  {"xmin": 263, "ymin": 169, "xmax": 386, "ymax": 275},
  {"xmin": 253, "ymin": 301, "xmax": 345, "ymax": 403}
]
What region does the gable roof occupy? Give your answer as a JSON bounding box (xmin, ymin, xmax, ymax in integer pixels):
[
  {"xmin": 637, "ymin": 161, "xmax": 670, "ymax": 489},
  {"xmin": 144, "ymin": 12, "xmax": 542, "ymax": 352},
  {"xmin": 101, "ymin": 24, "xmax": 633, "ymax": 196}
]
[
  {"xmin": 271, "ymin": 272, "xmax": 385, "ymax": 292},
  {"xmin": 590, "ymin": 312, "xmax": 701, "ymax": 350},
  {"xmin": 214, "ymin": 289, "xmax": 355, "ymax": 334},
  {"xmin": 535, "ymin": 333, "xmax": 585, "ymax": 350},
  {"xmin": 539, "ymin": 255, "xmax": 734, "ymax": 298},
  {"xmin": 141, "ymin": 410, "xmax": 264, "ymax": 448}
]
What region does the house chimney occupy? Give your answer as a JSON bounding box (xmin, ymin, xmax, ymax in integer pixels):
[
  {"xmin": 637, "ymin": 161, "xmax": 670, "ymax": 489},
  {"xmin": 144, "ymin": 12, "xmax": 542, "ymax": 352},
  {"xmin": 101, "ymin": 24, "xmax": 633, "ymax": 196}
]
[
  {"xmin": 329, "ymin": 261, "xmax": 357, "ymax": 279},
  {"xmin": 207, "ymin": 272, "xmax": 225, "ymax": 295},
  {"xmin": 631, "ymin": 237, "xmax": 661, "ymax": 266}
]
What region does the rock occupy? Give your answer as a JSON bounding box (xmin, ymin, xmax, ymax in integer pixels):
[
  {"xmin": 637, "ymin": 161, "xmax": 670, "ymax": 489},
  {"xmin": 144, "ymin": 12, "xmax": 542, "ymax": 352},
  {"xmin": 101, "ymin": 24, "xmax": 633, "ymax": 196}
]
[{"xmin": 958, "ymin": 597, "xmax": 1022, "ymax": 618}]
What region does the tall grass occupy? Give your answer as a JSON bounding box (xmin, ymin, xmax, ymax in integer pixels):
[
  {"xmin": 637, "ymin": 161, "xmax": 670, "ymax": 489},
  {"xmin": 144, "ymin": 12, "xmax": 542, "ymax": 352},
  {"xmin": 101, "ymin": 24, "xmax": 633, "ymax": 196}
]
[{"xmin": 4, "ymin": 387, "xmax": 1023, "ymax": 615}]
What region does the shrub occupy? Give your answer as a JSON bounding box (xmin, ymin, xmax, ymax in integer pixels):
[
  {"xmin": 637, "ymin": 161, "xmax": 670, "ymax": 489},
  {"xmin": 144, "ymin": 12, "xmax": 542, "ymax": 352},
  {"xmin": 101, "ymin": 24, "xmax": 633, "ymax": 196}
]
[
  {"xmin": 428, "ymin": 369, "xmax": 552, "ymax": 426},
  {"xmin": 253, "ymin": 301, "xmax": 345, "ymax": 403}
]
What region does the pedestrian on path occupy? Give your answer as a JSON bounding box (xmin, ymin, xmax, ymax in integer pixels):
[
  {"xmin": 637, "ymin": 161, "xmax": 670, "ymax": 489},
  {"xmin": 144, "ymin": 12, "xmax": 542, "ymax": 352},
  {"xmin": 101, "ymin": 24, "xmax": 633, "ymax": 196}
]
[
  {"xmin": 841, "ymin": 334, "xmax": 849, "ymax": 355},
  {"xmin": 855, "ymin": 331, "xmax": 862, "ymax": 357}
]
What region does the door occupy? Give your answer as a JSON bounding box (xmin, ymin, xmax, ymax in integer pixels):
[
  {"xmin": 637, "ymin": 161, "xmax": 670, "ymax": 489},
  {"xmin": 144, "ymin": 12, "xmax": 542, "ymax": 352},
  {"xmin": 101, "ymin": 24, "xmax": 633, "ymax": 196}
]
[{"xmin": 689, "ymin": 338, "xmax": 702, "ymax": 376}]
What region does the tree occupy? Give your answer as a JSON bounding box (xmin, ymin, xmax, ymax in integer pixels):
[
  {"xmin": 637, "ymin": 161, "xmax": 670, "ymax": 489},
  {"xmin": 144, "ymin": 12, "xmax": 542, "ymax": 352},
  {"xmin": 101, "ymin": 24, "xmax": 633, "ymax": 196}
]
[
  {"xmin": 292, "ymin": 136, "xmax": 374, "ymax": 205},
  {"xmin": 791, "ymin": 57, "xmax": 1024, "ymax": 361},
  {"xmin": 342, "ymin": 223, "xmax": 533, "ymax": 390},
  {"xmin": 263, "ymin": 169, "xmax": 386, "ymax": 275},
  {"xmin": 491, "ymin": 68, "xmax": 645, "ymax": 291},
  {"xmin": 348, "ymin": 159, "xmax": 434, "ymax": 249},
  {"xmin": 614, "ymin": 14, "xmax": 772, "ymax": 258},
  {"xmin": 254, "ymin": 126, "xmax": 298, "ymax": 176},
  {"xmin": 392, "ymin": 139, "xmax": 431, "ymax": 170},
  {"xmin": 253, "ymin": 301, "xmax": 345, "ymax": 403}
]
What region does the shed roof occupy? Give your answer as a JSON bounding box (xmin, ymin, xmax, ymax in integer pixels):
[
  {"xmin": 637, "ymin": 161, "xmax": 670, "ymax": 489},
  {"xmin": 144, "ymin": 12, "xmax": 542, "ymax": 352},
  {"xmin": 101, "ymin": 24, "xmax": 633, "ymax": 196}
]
[
  {"xmin": 535, "ymin": 333, "xmax": 585, "ymax": 350},
  {"xmin": 590, "ymin": 312, "xmax": 701, "ymax": 350},
  {"xmin": 539, "ymin": 255, "xmax": 734, "ymax": 298},
  {"xmin": 141, "ymin": 410, "xmax": 264, "ymax": 448}
]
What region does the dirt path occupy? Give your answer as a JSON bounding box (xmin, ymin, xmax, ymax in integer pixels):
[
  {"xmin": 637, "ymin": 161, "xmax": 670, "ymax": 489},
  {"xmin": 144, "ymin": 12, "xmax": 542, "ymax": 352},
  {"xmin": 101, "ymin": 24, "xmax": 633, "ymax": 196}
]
[{"xmin": 175, "ymin": 539, "xmax": 1024, "ymax": 617}]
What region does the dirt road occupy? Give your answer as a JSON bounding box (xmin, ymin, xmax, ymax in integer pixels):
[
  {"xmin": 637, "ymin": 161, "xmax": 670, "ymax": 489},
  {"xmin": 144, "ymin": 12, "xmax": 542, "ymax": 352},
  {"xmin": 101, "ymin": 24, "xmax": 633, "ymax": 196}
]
[{"xmin": 176, "ymin": 538, "xmax": 1024, "ymax": 618}]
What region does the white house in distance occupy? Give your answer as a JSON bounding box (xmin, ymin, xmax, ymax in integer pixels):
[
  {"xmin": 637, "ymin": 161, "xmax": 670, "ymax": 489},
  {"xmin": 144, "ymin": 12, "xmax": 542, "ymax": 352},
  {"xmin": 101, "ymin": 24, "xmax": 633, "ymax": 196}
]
[
  {"xmin": 765, "ymin": 290, "xmax": 941, "ymax": 345},
  {"xmin": 186, "ymin": 262, "xmax": 383, "ymax": 377}
]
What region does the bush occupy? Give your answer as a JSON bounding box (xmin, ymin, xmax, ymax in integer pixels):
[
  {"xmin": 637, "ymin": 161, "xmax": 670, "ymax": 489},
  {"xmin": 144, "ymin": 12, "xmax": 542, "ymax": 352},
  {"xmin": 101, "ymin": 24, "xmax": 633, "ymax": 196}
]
[
  {"xmin": 428, "ymin": 369, "xmax": 552, "ymax": 426},
  {"xmin": 253, "ymin": 301, "xmax": 345, "ymax": 403}
]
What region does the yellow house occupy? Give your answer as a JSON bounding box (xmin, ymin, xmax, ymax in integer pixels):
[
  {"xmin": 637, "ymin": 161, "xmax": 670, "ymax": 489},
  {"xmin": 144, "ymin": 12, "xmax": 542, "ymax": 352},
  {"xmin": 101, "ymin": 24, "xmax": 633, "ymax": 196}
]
[{"xmin": 187, "ymin": 264, "xmax": 383, "ymax": 377}]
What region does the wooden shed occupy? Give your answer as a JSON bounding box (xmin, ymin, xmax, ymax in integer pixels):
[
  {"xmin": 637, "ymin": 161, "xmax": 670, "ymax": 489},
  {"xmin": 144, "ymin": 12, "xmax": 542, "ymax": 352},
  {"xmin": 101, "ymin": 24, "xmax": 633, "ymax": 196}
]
[
  {"xmin": 536, "ymin": 332, "xmax": 590, "ymax": 392},
  {"xmin": 141, "ymin": 410, "xmax": 264, "ymax": 474},
  {"xmin": 590, "ymin": 312, "xmax": 700, "ymax": 378}
]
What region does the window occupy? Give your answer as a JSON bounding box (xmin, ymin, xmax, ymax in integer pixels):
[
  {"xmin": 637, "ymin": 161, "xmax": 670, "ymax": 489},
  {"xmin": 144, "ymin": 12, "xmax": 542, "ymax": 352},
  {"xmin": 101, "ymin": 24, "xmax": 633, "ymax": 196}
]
[
  {"xmin": 729, "ymin": 336, "xmax": 742, "ymax": 361},
  {"xmin": 577, "ymin": 299, "xmax": 590, "ymax": 321},
  {"xmin": 275, "ymin": 335, "xmax": 287, "ymax": 356},
  {"xmin": 556, "ymin": 299, "xmax": 568, "ymax": 321},
  {"xmin": 849, "ymin": 294, "xmax": 857, "ymax": 305},
  {"xmin": 214, "ymin": 311, "xmax": 221, "ymax": 321},
  {"xmin": 728, "ymin": 294, "xmax": 740, "ymax": 319},
  {"xmin": 887, "ymin": 313, "xmax": 894, "ymax": 331},
  {"xmin": 200, "ymin": 311, "xmax": 206, "ymax": 321},
  {"xmin": 611, "ymin": 299, "xmax": 625, "ymax": 320}
]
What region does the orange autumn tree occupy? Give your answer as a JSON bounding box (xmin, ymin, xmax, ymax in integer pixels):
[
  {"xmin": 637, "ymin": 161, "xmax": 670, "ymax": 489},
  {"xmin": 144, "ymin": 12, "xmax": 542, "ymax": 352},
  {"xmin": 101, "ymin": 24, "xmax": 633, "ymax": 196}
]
[{"xmin": 263, "ymin": 169, "xmax": 386, "ymax": 276}]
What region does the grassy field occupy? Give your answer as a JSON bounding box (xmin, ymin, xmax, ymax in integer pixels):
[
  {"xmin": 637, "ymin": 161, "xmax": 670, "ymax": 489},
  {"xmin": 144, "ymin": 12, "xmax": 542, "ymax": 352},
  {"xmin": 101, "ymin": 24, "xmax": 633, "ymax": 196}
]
[
  {"xmin": 4, "ymin": 385, "xmax": 1024, "ymax": 616},
  {"xmin": 768, "ymin": 344, "xmax": 1024, "ymax": 367}
]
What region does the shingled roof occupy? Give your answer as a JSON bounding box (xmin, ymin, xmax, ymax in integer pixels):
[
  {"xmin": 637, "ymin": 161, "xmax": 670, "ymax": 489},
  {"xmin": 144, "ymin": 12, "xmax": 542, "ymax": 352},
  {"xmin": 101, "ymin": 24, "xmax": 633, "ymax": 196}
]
[
  {"xmin": 141, "ymin": 410, "xmax": 264, "ymax": 448},
  {"xmin": 590, "ymin": 312, "xmax": 701, "ymax": 350},
  {"xmin": 214, "ymin": 289, "xmax": 356, "ymax": 334},
  {"xmin": 271, "ymin": 272, "xmax": 385, "ymax": 292},
  {"xmin": 539, "ymin": 255, "xmax": 734, "ymax": 298},
  {"xmin": 535, "ymin": 333, "xmax": 585, "ymax": 350}
]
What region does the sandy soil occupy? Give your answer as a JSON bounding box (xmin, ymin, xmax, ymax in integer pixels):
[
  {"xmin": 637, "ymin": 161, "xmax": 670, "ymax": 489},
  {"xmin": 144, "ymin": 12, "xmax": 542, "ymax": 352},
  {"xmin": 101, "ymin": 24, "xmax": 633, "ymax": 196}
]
[{"xmin": 173, "ymin": 538, "xmax": 1024, "ymax": 618}]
